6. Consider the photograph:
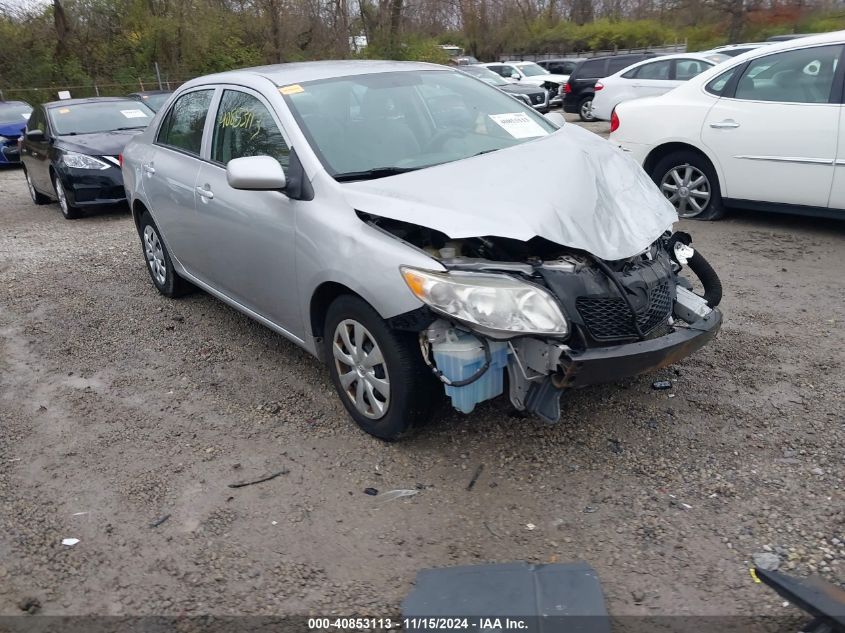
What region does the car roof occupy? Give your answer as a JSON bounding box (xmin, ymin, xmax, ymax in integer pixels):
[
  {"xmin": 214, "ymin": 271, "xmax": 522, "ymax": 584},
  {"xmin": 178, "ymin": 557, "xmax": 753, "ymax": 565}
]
[
  {"xmin": 43, "ymin": 96, "xmax": 142, "ymax": 109},
  {"xmin": 0, "ymin": 100, "xmax": 31, "ymax": 107},
  {"xmin": 128, "ymin": 90, "xmax": 172, "ymax": 96},
  {"xmin": 539, "ymin": 57, "xmax": 587, "ymax": 63},
  {"xmin": 185, "ymin": 60, "xmax": 444, "ymax": 88}
]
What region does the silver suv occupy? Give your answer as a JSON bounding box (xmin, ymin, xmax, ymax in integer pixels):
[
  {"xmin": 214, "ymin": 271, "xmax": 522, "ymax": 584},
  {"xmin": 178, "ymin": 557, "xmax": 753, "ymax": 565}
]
[{"xmin": 122, "ymin": 60, "xmax": 723, "ymax": 440}]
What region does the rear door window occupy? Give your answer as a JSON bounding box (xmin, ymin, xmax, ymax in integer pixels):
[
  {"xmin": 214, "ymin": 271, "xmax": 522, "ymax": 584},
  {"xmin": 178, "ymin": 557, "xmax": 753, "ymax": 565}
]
[
  {"xmin": 675, "ymin": 59, "xmax": 710, "ymax": 81},
  {"xmin": 578, "ymin": 59, "xmax": 607, "ymax": 79},
  {"xmin": 628, "ymin": 59, "xmax": 672, "ymax": 80},
  {"xmin": 733, "ymin": 44, "xmax": 843, "ymax": 103},
  {"xmin": 608, "ymin": 57, "xmax": 640, "ymax": 75},
  {"xmin": 156, "ymin": 89, "xmax": 214, "ymax": 155},
  {"xmin": 210, "ymin": 90, "xmax": 290, "ymax": 168}
]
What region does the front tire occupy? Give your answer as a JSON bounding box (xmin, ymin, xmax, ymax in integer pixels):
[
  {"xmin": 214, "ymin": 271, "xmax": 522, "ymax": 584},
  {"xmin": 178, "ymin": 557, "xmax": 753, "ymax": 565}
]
[
  {"xmin": 578, "ymin": 96, "xmax": 596, "ymax": 122},
  {"xmin": 52, "ymin": 172, "xmax": 80, "ymax": 219},
  {"xmin": 651, "ymin": 150, "xmax": 726, "ymax": 221},
  {"xmin": 324, "ymin": 295, "xmax": 440, "ymax": 440},
  {"xmin": 137, "ymin": 210, "xmax": 192, "ymax": 297},
  {"xmin": 24, "ymin": 167, "xmax": 49, "ymax": 205}
]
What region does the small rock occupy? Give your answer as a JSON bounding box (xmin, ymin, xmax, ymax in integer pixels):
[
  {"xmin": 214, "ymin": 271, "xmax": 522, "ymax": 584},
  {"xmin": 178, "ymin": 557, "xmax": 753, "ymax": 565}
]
[
  {"xmin": 752, "ymin": 552, "xmax": 781, "ymax": 571},
  {"xmin": 17, "ymin": 597, "xmax": 41, "ymax": 614},
  {"xmin": 631, "ymin": 590, "xmax": 645, "ymax": 604},
  {"xmin": 810, "ymin": 467, "xmax": 824, "ymax": 476}
]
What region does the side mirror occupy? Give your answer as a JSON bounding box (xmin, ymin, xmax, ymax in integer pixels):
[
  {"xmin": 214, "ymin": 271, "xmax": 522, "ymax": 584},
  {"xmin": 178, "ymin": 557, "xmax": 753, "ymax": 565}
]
[
  {"xmin": 26, "ymin": 129, "xmax": 45, "ymax": 141},
  {"xmin": 544, "ymin": 112, "xmax": 566, "ymax": 127},
  {"xmin": 510, "ymin": 72, "xmax": 521, "ymax": 80},
  {"xmin": 226, "ymin": 155, "xmax": 286, "ymax": 191}
]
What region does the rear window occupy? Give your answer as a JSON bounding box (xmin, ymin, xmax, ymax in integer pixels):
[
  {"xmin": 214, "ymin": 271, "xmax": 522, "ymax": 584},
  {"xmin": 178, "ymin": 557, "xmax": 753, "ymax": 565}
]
[
  {"xmin": 578, "ymin": 59, "xmax": 606, "ymax": 78},
  {"xmin": 608, "ymin": 56, "xmax": 645, "ymax": 74}
]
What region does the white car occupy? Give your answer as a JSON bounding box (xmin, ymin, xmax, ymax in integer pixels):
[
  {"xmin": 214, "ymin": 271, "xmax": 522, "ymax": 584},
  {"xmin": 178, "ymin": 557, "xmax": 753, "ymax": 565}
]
[
  {"xmin": 479, "ymin": 61, "xmax": 568, "ymax": 104},
  {"xmin": 611, "ymin": 31, "xmax": 845, "ymax": 220},
  {"xmin": 591, "ymin": 53, "xmax": 728, "ymax": 121}
]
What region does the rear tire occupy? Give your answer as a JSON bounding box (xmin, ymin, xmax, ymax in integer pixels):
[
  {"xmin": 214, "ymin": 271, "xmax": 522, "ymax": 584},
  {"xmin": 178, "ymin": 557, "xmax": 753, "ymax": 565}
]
[
  {"xmin": 52, "ymin": 172, "xmax": 81, "ymax": 219},
  {"xmin": 650, "ymin": 150, "xmax": 726, "ymax": 221},
  {"xmin": 137, "ymin": 210, "xmax": 193, "ymax": 297},
  {"xmin": 23, "ymin": 167, "xmax": 49, "ymax": 205},
  {"xmin": 578, "ymin": 95, "xmax": 596, "ymax": 122},
  {"xmin": 324, "ymin": 295, "xmax": 440, "ymax": 440}
]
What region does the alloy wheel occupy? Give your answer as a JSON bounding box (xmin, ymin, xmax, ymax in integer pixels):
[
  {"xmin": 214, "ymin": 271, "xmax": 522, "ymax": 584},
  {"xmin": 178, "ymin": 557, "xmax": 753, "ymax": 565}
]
[
  {"xmin": 580, "ymin": 99, "xmax": 594, "ymax": 120},
  {"xmin": 143, "ymin": 225, "xmax": 167, "ymax": 286},
  {"xmin": 54, "ymin": 177, "xmax": 70, "ymax": 216},
  {"xmin": 332, "ymin": 319, "xmax": 390, "ymax": 420},
  {"xmin": 659, "ymin": 164, "xmax": 711, "ymax": 219}
]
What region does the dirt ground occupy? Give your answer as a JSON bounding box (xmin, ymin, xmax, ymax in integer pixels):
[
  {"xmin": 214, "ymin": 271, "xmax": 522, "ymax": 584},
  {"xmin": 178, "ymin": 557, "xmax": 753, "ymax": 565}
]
[{"xmin": 0, "ymin": 121, "xmax": 843, "ymax": 628}]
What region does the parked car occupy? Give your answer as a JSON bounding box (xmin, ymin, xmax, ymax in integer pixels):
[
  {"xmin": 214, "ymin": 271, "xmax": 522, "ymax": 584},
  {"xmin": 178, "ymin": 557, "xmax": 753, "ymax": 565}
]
[
  {"xmin": 536, "ymin": 58, "xmax": 586, "ymax": 77},
  {"xmin": 563, "ymin": 52, "xmax": 658, "ymax": 121},
  {"xmin": 122, "ymin": 60, "xmax": 723, "ymax": 440},
  {"xmin": 479, "ymin": 61, "xmax": 567, "ymax": 105},
  {"xmin": 591, "ymin": 53, "xmax": 728, "ymax": 121},
  {"xmin": 459, "ymin": 65, "xmax": 549, "ymax": 112},
  {"xmin": 128, "ymin": 90, "xmax": 173, "ymax": 112},
  {"xmin": 611, "ymin": 31, "xmax": 845, "ymax": 220},
  {"xmin": 0, "ymin": 100, "xmax": 32, "ymax": 164},
  {"xmin": 20, "ymin": 97, "xmax": 154, "ymax": 219},
  {"xmin": 701, "ymin": 42, "xmax": 770, "ymax": 57}
]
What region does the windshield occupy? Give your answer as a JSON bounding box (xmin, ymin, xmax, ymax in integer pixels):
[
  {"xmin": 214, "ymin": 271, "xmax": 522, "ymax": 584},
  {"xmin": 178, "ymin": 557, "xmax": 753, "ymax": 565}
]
[
  {"xmin": 0, "ymin": 102, "xmax": 32, "ymax": 123},
  {"xmin": 518, "ymin": 63, "xmax": 549, "ymax": 77},
  {"xmin": 459, "ymin": 66, "xmax": 509, "ymax": 87},
  {"xmin": 136, "ymin": 93, "xmax": 171, "ymax": 111},
  {"xmin": 283, "ymin": 70, "xmax": 556, "ymax": 180},
  {"xmin": 48, "ymin": 100, "xmax": 154, "ymax": 135}
]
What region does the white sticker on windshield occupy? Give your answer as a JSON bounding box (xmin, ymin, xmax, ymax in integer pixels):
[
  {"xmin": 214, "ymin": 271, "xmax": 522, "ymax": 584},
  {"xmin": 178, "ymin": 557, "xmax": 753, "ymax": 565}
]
[
  {"xmin": 120, "ymin": 109, "xmax": 149, "ymax": 119},
  {"xmin": 489, "ymin": 112, "xmax": 548, "ymax": 139},
  {"xmin": 21, "ymin": 113, "xmax": 29, "ymax": 119}
]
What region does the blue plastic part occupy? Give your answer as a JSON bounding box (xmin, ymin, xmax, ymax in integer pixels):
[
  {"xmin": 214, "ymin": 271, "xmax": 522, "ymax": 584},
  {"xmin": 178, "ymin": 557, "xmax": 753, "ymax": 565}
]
[{"xmin": 432, "ymin": 331, "xmax": 509, "ymax": 414}]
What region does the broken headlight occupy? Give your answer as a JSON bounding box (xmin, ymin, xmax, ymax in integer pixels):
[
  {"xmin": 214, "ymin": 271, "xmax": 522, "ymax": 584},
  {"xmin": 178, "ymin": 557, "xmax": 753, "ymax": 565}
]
[{"xmin": 401, "ymin": 267, "xmax": 568, "ymax": 338}]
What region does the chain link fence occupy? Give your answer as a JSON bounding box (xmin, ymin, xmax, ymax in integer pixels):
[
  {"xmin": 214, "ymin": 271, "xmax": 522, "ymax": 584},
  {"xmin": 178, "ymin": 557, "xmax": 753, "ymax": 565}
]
[
  {"xmin": 498, "ymin": 42, "xmax": 688, "ymax": 62},
  {"xmin": 0, "ymin": 78, "xmax": 188, "ymax": 105}
]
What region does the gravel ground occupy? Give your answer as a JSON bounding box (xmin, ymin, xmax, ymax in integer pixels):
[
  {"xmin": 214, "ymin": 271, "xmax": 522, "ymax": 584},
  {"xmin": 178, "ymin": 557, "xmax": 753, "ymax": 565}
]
[{"xmin": 0, "ymin": 122, "xmax": 843, "ymax": 627}]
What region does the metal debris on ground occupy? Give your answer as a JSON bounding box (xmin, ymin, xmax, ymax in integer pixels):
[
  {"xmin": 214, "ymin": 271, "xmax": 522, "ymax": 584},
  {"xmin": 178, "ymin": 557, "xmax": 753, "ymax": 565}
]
[
  {"xmin": 377, "ymin": 489, "xmax": 419, "ymax": 502},
  {"xmin": 149, "ymin": 514, "xmax": 171, "ymax": 528},
  {"xmin": 652, "ymin": 380, "xmax": 672, "ymax": 390},
  {"xmin": 363, "ymin": 487, "xmax": 378, "ymax": 496},
  {"xmin": 466, "ymin": 464, "xmax": 484, "ymax": 491},
  {"xmin": 61, "ymin": 538, "xmax": 79, "ymax": 547},
  {"xmin": 227, "ymin": 468, "xmax": 289, "ymax": 489}
]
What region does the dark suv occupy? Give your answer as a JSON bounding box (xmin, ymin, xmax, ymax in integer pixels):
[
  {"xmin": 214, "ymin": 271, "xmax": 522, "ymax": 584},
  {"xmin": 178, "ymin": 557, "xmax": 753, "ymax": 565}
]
[
  {"xmin": 536, "ymin": 58, "xmax": 585, "ymax": 76},
  {"xmin": 563, "ymin": 53, "xmax": 657, "ymax": 121}
]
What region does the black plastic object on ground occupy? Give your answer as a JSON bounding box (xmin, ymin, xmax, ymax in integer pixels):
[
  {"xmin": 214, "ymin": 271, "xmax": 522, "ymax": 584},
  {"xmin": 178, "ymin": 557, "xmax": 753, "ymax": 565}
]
[
  {"xmin": 756, "ymin": 567, "xmax": 845, "ymax": 633},
  {"xmin": 402, "ymin": 561, "xmax": 610, "ymax": 633}
]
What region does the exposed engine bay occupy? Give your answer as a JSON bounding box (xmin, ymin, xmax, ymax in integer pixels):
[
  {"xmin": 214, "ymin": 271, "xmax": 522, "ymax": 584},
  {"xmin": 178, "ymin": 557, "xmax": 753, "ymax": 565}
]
[{"xmin": 364, "ymin": 213, "xmax": 723, "ymax": 424}]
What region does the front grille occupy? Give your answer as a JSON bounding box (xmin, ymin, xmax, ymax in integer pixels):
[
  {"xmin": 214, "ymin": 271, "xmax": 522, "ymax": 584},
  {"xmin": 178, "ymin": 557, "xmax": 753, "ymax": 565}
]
[{"xmin": 576, "ymin": 281, "xmax": 673, "ymax": 341}]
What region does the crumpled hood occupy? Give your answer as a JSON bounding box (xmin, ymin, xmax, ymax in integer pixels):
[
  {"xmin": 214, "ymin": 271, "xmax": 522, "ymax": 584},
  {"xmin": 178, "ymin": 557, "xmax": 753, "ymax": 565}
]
[
  {"xmin": 56, "ymin": 129, "xmax": 145, "ymax": 156},
  {"xmin": 342, "ymin": 123, "xmax": 677, "ymax": 261}
]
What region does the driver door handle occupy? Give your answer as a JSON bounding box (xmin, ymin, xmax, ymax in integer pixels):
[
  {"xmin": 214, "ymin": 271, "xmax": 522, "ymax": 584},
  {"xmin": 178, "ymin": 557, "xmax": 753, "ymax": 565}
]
[
  {"xmin": 196, "ymin": 186, "xmax": 214, "ymax": 200},
  {"xmin": 709, "ymin": 120, "xmax": 740, "ymax": 129}
]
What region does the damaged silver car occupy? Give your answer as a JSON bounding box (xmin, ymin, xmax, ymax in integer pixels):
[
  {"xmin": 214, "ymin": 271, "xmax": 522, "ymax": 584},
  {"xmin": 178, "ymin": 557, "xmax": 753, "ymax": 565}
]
[{"xmin": 121, "ymin": 60, "xmax": 723, "ymax": 440}]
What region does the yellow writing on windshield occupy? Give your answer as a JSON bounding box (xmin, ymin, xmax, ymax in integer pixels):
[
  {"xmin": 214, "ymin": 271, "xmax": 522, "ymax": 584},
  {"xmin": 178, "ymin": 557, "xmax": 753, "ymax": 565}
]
[{"xmin": 219, "ymin": 108, "xmax": 261, "ymax": 141}]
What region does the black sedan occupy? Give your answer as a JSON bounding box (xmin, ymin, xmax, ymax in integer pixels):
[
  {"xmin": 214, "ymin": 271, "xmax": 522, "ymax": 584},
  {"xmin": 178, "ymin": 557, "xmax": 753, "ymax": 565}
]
[
  {"xmin": 20, "ymin": 97, "xmax": 154, "ymax": 219},
  {"xmin": 458, "ymin": 65, "xmax": 550, "ymax": 113},
  {"xmin": 127, "ymin": 90, "xmax": 173, "ymax": 112}
]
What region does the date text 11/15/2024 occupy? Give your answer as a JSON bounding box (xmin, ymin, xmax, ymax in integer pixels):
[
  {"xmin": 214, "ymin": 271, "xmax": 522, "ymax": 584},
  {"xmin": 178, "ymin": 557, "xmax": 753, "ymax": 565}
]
[{"xmin": 308, "ymin": 617, "xmax": 530, "ymax": 630}]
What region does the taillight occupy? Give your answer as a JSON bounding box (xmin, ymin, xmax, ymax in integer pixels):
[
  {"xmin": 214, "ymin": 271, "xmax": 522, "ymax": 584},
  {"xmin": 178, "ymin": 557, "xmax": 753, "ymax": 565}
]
[
  {"xmin": 610, "ymin": 108, "xmax": 620, "ymax": 133},
  {"xmin": 595, "ymin": 81, "xmax": 604, "ymax": 91},
  {"xmin": 118, "ymin": 153, "xmax": 123, "ymax": 168},
  {"xmin": 564, "ymin": 83, "xmax": 572, "ymax": 94}
]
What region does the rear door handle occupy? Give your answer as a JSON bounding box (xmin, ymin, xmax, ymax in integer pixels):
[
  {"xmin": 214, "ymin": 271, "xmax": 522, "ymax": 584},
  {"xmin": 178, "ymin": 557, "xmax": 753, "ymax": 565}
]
[
  {"xmin": 143, "ymin": 163, "xmax": 155, "ymax": 175},
  {"xmin": 196, "ymin": 186, "xmax": 214, "ymax": 200},
  {"xmin": 709, "ymin": 120, "xmax": 740, "ymax": 129}
]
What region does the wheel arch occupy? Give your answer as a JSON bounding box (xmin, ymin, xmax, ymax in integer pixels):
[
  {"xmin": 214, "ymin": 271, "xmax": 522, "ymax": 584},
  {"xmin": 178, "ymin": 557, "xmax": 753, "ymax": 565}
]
[
  {"xmin": 643, "ymin": 142, "xmax": 724, "ymax": 193},
  {"xmin": 309, "ymin": 281, "xmax": 369, "ymax": 360},
  {"xmin": 131, "ymin": 198, "xmax": 149, "ymax": 234}
]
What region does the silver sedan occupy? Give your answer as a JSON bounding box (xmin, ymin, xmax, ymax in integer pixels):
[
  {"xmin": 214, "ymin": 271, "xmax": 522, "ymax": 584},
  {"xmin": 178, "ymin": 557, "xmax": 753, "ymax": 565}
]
[{"xmin": 122, "ymin": 60, "xmax": 722, "ymax": 440}]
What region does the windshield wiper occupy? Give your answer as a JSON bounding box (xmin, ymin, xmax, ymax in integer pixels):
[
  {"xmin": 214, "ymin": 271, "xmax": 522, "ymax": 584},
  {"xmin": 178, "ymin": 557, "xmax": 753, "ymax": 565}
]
[
  {"xmin": 114, "ymin": 126, "xmax": 147, "ymax": 131},
  {"xmin": 334, "ymin": 166, "xmax": 420, "ymax": 182}
]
